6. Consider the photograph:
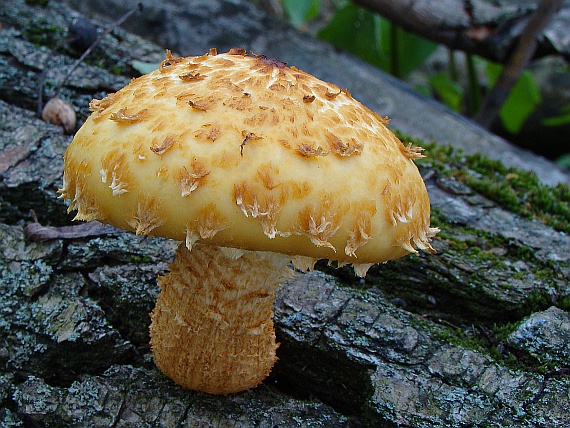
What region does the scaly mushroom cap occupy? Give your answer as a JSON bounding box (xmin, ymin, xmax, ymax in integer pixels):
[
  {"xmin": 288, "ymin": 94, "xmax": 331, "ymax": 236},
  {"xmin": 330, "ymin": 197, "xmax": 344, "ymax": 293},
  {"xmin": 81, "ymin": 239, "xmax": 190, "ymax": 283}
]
[{"xmin": 60, "ymin": 48, "xmax": 437, "ymax": 272}]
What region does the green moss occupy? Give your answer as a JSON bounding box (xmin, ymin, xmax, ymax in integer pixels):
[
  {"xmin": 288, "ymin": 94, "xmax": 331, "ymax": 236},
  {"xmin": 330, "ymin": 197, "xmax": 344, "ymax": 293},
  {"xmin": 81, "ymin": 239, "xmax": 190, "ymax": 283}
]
[
  {"xmin": 512, "ymin": 271, "xmax": 526, "ymax": 280},
  {"xmin": 109, "ymin": 65, "xmax": 124, "ymax": 76},
  {"xmin": 429, "ymin": 319, "xmax": 560, "ymax": 375},
  {"xmin": 22, "ymin": 18, "xmax": 65, "ymax": 48},
  {"xmin": 558, "ymin": 296, "xmax": 570, "ymax": 311},
  {"xmin": 430, "ymin": 208, "xmax": 508, "ymax": 269},
  {"xmin": 431, "ymin": 326, "xmax": 487, "ymax": 354},
  {"xmin": 413, "ymin": 212, "xmax": 568, "ymax": 374},
  {"xmin": 462, "ymin": 153, "xmax": 570, "ymax": 232},
  {"xmin": 434, "ymin": 205, "xmax": 566, "ymax": 283},
  {"xmin": 366, "ymin": 204, "xmax": 567, "ymax": 325},
  {"xmin": 130, "ymin": 255, "xmax": 152, "ymax": 264},
  {"xmin": 521, "ymin": 290, "xmax": 553, "ymax": 314},
  {"xmin": 493, "ymin": 325, "xmax": 560, "ymax": 375},
  {"xmin": 396, "ymin": 131, "xmax": 570, "ymax": 233}
]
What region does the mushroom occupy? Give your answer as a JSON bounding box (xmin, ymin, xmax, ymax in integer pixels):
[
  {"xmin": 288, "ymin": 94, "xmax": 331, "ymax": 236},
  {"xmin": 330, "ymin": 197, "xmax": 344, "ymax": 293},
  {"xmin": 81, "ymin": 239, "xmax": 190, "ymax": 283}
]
[{"xmin": 59, "ymin": 48, "xmax": 438, "ymax": 394}]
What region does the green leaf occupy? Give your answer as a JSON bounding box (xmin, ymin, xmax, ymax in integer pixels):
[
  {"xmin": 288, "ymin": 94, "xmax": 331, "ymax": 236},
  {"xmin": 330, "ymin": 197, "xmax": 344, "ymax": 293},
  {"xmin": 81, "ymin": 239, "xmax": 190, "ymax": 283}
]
[
  {"xmin": 318, "ymin": 4, "xmax": 436, "ymax": 77},
  {"xmin": 382, "ymin": 21, "xmax": 438, "ymax": 77},
  {"xmin": 555, "ymin": 153, "xmax": 570, "ymax": 169},
  {"xmin": 542, "ymin": 112, "xmax": 570, "ymax": 127},
  {"xmin": 428, "ymin": 73, "xmax": 464, "ymax": 112},
  {"xmin": 283, "ymin": 0, "xmax": 320, "ymax": 28},
  {"xmin": 542, "ymin": 104, "xmax": 570, "ymax": 127},
  {"xmin": 556, "ymin": 153, "xmax": 570, "ymax": 169},
  {"xmin": 318, "ymin": 3, "xmax": 387, "ymax": 70},
  {"xmin": 414, "ymin": 84, "xmax": 432, "ymax": 97},
  {"xmin": 486, "ymin": 62, "xmax": 541, "ymax": 134}
]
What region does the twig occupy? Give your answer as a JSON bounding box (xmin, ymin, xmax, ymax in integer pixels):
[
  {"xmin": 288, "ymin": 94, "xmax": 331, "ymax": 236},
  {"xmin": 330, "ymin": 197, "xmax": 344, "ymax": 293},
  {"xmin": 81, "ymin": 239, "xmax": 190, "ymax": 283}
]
[
  {"xmin": 466, "ymin": 53, "xmax": 481, "ymax": 116},
  {"xmin": 37, "ymin": 3, "xmax": 143, "ymax": 116},
  {"xmin": 36, "ymin": 37, "xmax": 68, "ymax": 118},
  {"xmin": 54, "ymin": 3, "xmax": 143, "ymax": 98},
  {"xmin": 25, "ymin": 210, "xmax": 125, "ymax": 242},
  {"xmin": 448, "ymin": 49, "xmax": 458, "ymax": 82},
  {"xmin": 474, "ymin": 0, "xmax": 563, "ymax": 128}
]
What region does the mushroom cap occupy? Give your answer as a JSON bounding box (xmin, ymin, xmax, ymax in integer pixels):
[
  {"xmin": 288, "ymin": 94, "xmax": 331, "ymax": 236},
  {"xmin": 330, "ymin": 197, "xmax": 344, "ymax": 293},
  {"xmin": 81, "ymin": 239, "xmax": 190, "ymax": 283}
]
[{"xmin": 60, "ymin": 49, "xmax": 437, "ymax": 267}]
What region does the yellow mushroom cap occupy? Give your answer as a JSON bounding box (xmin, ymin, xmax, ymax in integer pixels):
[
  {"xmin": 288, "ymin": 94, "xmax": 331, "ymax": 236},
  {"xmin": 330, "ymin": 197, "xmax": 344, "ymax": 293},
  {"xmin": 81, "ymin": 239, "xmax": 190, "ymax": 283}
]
[{"xmin": 60, "ymin": 49, "xmax": 437, "ymax": 271}]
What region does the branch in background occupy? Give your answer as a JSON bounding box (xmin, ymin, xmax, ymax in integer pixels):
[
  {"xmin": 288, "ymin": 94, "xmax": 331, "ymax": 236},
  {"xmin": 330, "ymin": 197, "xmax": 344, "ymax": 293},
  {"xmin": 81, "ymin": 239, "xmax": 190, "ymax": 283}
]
[
  {"xmin": 258, "ymin": 0, "xmax": 283, "ymax": 18},
  {"xmin": 351, "ymin": 0, "xmax": 568, "ymax": 63},
  {"xmin": 475, "ymin": 0, "xmax": 563, "ymax": 129}
]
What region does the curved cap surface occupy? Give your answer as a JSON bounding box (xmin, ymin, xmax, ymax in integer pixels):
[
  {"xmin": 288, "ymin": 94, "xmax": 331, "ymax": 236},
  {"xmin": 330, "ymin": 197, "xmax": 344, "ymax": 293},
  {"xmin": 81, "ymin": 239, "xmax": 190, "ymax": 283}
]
[{"xmin": 60, "ymin": 49, "xmax": 437, "ymax": 267}]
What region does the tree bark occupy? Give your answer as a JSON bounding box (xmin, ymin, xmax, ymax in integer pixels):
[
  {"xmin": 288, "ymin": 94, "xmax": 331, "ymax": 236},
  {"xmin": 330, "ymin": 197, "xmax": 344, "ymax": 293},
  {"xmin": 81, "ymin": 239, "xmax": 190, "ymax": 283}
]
[{"xmin": 1, "ymin": 1, "xmax": 569, "ymax": 426}]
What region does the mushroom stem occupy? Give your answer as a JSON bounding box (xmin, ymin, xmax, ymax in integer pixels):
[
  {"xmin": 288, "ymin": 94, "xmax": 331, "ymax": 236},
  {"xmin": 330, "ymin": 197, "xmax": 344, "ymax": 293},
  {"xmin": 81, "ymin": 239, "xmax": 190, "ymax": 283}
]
[{"xmin": 150, "ymin": 242, "xmax": 294, "ymax": 394}]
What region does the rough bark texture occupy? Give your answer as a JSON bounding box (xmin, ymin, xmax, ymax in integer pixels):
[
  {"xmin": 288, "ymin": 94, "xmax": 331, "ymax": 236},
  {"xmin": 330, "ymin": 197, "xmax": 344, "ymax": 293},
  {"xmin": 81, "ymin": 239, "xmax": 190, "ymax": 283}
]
[{"xmin": 1, "ymin": 1, "xmax": 569, "ymax": 427}]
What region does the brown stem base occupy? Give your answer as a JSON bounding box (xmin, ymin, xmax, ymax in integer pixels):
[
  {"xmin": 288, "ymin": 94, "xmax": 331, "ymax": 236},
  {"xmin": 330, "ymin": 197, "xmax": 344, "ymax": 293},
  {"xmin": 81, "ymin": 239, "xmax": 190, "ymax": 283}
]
[{"xmin": 150, "ymin": 243, "xmax": 293, "ymax": 394}]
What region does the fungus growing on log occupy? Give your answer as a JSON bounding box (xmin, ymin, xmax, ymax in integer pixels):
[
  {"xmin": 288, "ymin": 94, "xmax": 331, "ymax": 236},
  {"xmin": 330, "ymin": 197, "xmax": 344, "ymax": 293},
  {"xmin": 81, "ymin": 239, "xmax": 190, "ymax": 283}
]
[{"xmin": 59, "ymin": 48, "xmax": 438, "ymax": 395}]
